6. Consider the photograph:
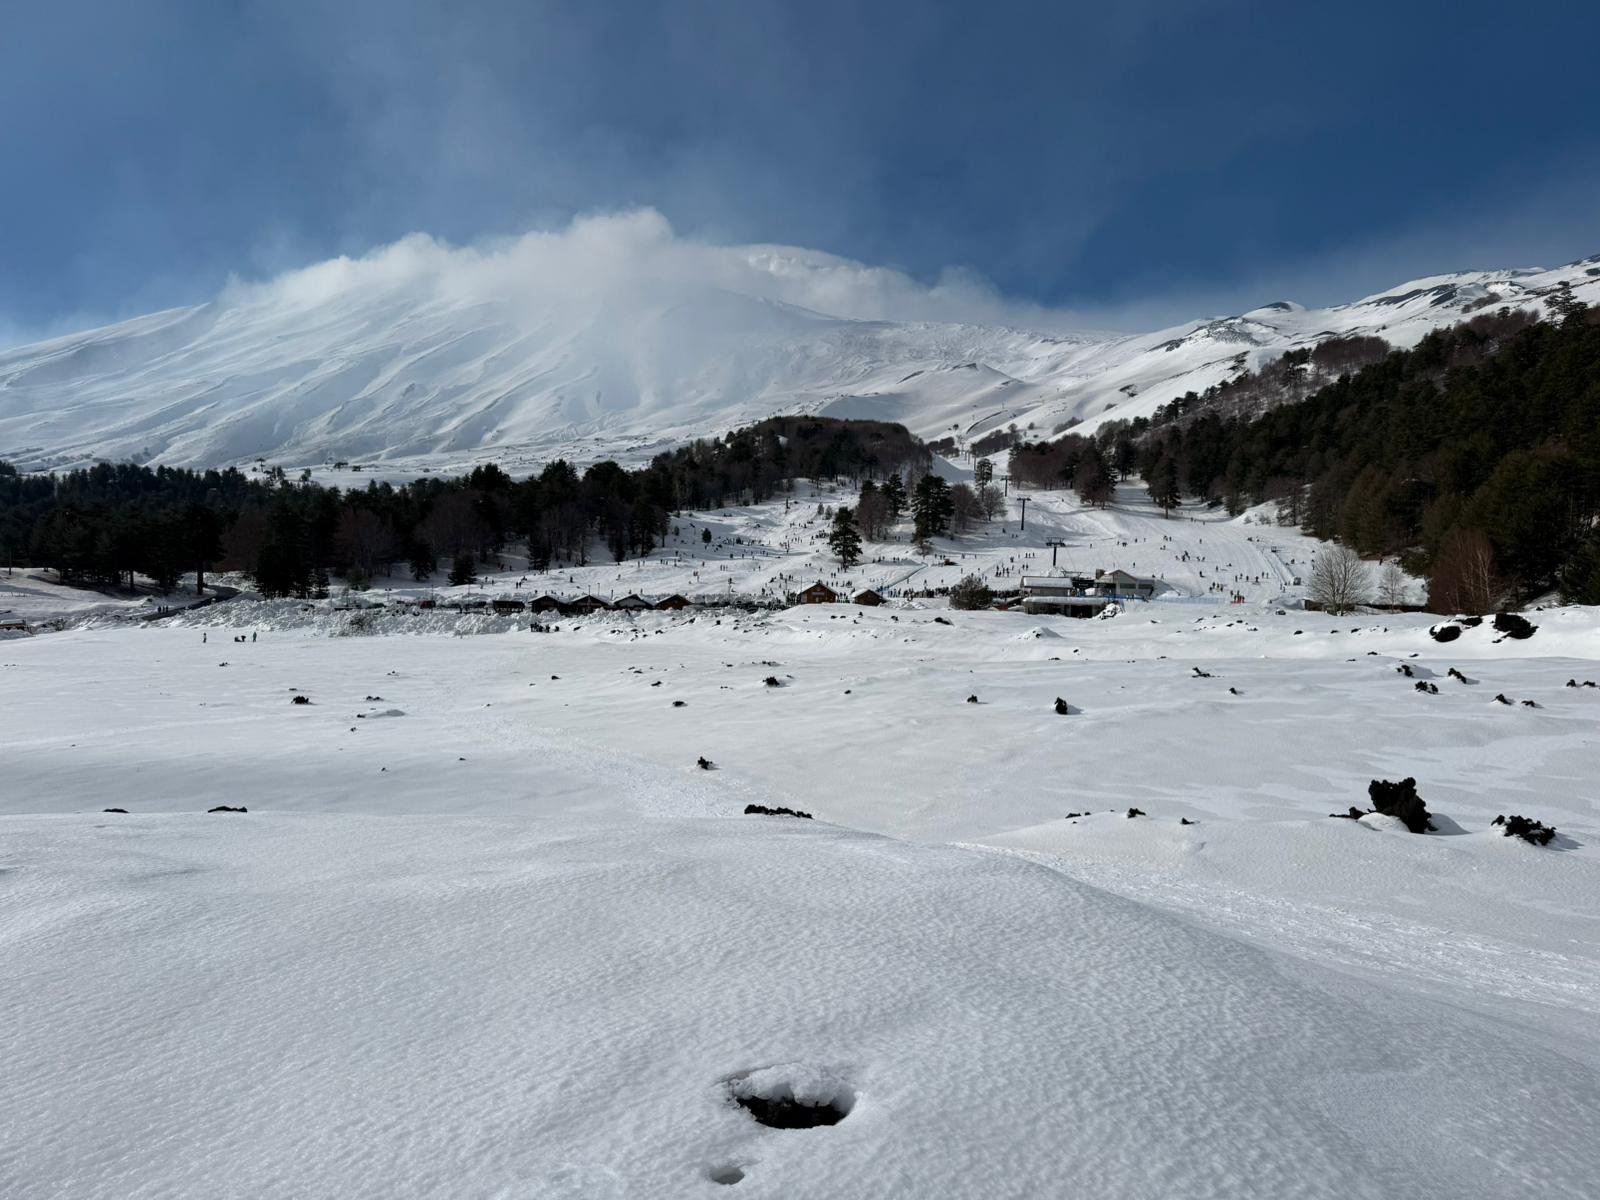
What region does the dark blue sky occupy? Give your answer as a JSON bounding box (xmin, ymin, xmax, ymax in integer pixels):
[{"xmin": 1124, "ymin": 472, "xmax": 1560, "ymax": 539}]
[{"xmin": 4, "ymin": 0, "xmax": 1598, "ymax": 340}]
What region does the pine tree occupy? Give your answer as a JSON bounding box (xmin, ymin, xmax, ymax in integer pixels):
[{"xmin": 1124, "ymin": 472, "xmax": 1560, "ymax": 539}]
[
  {"xmin": 1558, "ymin": 533, "xmax": 1600, "ymax": 604},
  {"xmin": 1146, "ymin": 455, "xmax": 1181, "ymax": 516},
  {"xmin": 828, "ymin": 506, "xmax": 863, "ymax": 568},
  {"xmin": 408, "ymin": 541, "xmax": 437, "ymax": 581},
  {"xmin": 1547, "ymin": 280, "xmax": 1587, "ymax": 324},
  {"xmin": 253, "ymin": 539, "xmax": 301, "ymax": 598},
  {"xmin": 881, "ymin": 472, "xmax": 907, "ymax": 521},
  {"xmin": 911, "ymin": 474, "xmax": 953, "ymax": 540},
  {"xmin": 448, "ymin": 551, "xmax": 477, "ymax": 586},
  {"xmin": 183, "ymin": 503, "xmax": 223, "ymax": 595},
  {"xmin": 1076, "ymin": 444, "xmax": 1114, "ymax": 507}
]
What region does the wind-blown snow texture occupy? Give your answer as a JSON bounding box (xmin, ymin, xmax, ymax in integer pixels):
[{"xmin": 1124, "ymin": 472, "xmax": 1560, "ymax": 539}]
[
  {"xmin": 4, "ymin": 576, "xmax": 1600, "ymax": 1196},
  {"xmin": 2, "ymin": 219, "xmax": 1597, "ymax": 472}
]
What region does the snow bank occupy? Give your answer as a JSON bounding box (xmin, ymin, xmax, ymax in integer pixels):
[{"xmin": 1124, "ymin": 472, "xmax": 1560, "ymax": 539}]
[{"xmin": 6, "ymin": 812, "xmax": 1598, "ymax": 1199}]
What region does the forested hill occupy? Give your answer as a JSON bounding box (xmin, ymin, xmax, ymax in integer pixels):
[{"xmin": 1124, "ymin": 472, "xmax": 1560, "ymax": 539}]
[
  {"xmin": 1134, "ymin": 293, "xmax": 1600, "ymax": 604},
  {"xmin": 0, "ymin": 416, "xmax": 925, "ymax": 597}
]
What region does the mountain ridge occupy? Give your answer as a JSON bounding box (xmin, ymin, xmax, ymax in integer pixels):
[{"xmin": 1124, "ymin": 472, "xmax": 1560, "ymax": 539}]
[{"xmin": 2, "ymin": 239, "xmax": 1595, "ymax": 474}]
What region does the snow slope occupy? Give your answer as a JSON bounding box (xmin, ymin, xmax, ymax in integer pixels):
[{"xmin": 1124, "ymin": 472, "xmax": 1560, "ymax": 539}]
[
  {"xmin": 4, "ymin": 599, "xmax": 1600, "ymax": 1197},
  {"xmin": 2, "ymin": 226, "xmax": 1596, "ymax": 473},
  {"xmin": 252, "ymin": 480, "xmax": 1362, "ymax": 615},
  {"xmin": 0, "ymin": 478, "xmax": 1363, "ymax": 626}
]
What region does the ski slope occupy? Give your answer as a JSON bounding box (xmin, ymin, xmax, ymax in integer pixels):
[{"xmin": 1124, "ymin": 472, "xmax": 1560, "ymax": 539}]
[
  {"xmin": 178, "ymin": 479, "xmax": 1342, "ymax": 619},
  {"xmin": 0, "ymin": 478, "xmax": 1387, "ymax": 631}
]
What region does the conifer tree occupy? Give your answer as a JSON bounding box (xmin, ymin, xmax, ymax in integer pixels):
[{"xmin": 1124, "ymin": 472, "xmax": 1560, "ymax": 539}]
[
  {"xmin": 881, "ymin": 472, "xmax": 907, "ymax": 521},
  {"xmin": 1075, "ymin": 444, "xmax": 1114, "ymax": 507},
  {"xmin": 408, "ymin": 541, "xmax": 437, "ymax": 581},
  {"xmin": 448, "ymin": 551, "xmax": 477, "ymax": 586},
  {"xmin": 828, "ymin": 506, "xmax": 863, "ymax": 568},
  {"xmin": 1146, "ymin": 455, "xmax": 1181, "ymax": 516},
  {"xmin": 911, "ymin": 474, "xmax": 953, "ymax": 539}
]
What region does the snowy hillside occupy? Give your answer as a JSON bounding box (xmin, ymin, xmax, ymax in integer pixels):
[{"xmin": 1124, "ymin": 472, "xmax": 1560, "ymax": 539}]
[
  {"xmin": 0, "ymin": 478, "xmax": 1346, "ymax": 628},
  {"xmin": 2, "ymin": 214, "xmax": 1596, "ymax": 473}
]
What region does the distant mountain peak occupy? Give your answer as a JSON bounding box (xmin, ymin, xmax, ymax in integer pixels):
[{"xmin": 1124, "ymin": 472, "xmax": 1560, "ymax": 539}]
[{"xmin": 1, "ymin": 245, "xmax": 1595, "ymax": 474}]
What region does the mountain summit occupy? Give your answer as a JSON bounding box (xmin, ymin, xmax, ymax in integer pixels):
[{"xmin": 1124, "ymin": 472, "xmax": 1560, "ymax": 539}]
[{"xmin": 2, "ymin": 221, "xmax": 1595, "ymax": 472}]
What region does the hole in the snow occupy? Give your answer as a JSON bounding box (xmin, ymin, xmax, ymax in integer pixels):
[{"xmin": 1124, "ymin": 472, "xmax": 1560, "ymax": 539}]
[
  {"xmin": 708, "ymin": 1164, "xmax": 745, "ymax": 1185},
  {"xmin": 727, "ymin": 1064, "xmax": 855, "ymax": 1129},
  {"xmin": 735, "ymin": 1093, "xmax": 847, "ymax": 1128}
]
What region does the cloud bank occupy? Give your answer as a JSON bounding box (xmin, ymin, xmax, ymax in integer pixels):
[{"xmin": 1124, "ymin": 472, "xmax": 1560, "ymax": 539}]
[{"xmin": 221, "ymin": 209, "xmax": 1095, "ymax": 336}]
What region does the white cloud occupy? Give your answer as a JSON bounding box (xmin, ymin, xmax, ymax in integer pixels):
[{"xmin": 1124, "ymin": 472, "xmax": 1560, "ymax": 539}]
[{"xmin": 220, "ymin": 208, "xmax": 1092, "ymax": 334}]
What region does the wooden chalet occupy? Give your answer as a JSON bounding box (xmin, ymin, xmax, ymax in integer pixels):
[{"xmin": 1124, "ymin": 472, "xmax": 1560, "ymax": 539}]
[
  {"xmin": 853, "ymin": 588, "xmax": 885, "ymax": 606},
  {"xmin": 797, "ymin": 581, "xmax": 839, "ymax": 605}
]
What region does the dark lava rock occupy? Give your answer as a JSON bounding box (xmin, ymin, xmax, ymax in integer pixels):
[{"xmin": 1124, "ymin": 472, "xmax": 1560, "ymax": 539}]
[
  {"xmin": 744, "ymin": 804, "xmax": 813, "ymax": 819},
  {"xmin": 1492, "ymin": 612, "xmax": 1536, "ymax": 640},
  {"xmin": 1492, "ymin": 813, "xmax": 1557, "ymax": 846}
]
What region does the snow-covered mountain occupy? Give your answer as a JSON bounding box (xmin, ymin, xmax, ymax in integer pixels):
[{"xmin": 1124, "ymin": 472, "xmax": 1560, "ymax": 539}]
[{"xmin": 2, "ymin": 226, "xmax": 1597, "ymax": 473}]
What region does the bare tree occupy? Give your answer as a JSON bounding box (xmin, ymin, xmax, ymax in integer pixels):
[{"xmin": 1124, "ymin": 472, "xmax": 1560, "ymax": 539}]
[
  {"xmin": 219, "ymin": 504, "xmax": 269, "ymax": 573},
  {"xmin": 1427, "ymin": 528, "xmax": 1507, "ymax": 614},
  {"xmin": 423, "ymin": 491, "xmax": 487, "ymax": 557},
  {"xmin": 855, "ymin": 489, "xmax": 891, "ymax": 540},
  {"xmin": 335, "ymin": 507, "xmax": 396, "ymax": 577},
  {"xmin": 976, "ymin": 483, "xmax": 1006, "ymax": 521},
  {"xmin": 1264, "ymin": 476, "xmax": 1303, "ymax": 527},
  {"xmin": 949, "ymin": 483, "xmax": 980, "ymax": 533},
  {"xmin": 1377, "ymin": 560, "xmax": 1408, "ymax": 608},
  {"xmin": 1307, "ymin": 543, "xmax": 1370, "ymax": 614}
]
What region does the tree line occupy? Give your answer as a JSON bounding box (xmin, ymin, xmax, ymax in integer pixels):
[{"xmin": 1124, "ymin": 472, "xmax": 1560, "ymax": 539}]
[
  {"xmin": 826, "ymin": 456, "xmax": 1009, "ymax": 567},
  {"xmin": 985, "ymin": 291, "xmax": 1600, "ymax": 608},
  {"xmin": 1132, "ymin": 294, "xmax": 1600, "ymax": 605},
  {"xmin": 1, "ymin": 416, "xmax": 929, "ymax": 598}
]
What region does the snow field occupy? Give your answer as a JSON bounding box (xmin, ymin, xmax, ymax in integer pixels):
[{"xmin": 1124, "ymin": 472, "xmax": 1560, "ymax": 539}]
[
  {"xmin": 6, "ymin": 813, "xmax": 1599, "ymax": 1199},
  {"xmin": 3, "ymin": 598, "xmax": 1599, "ymax": 1197}
]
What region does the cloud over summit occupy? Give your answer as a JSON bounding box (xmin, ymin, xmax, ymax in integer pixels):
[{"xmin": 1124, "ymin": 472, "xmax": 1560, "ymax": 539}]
[{"xmin": 223, "ymin": 209, "xmax": 1078, "ymax": 333}]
